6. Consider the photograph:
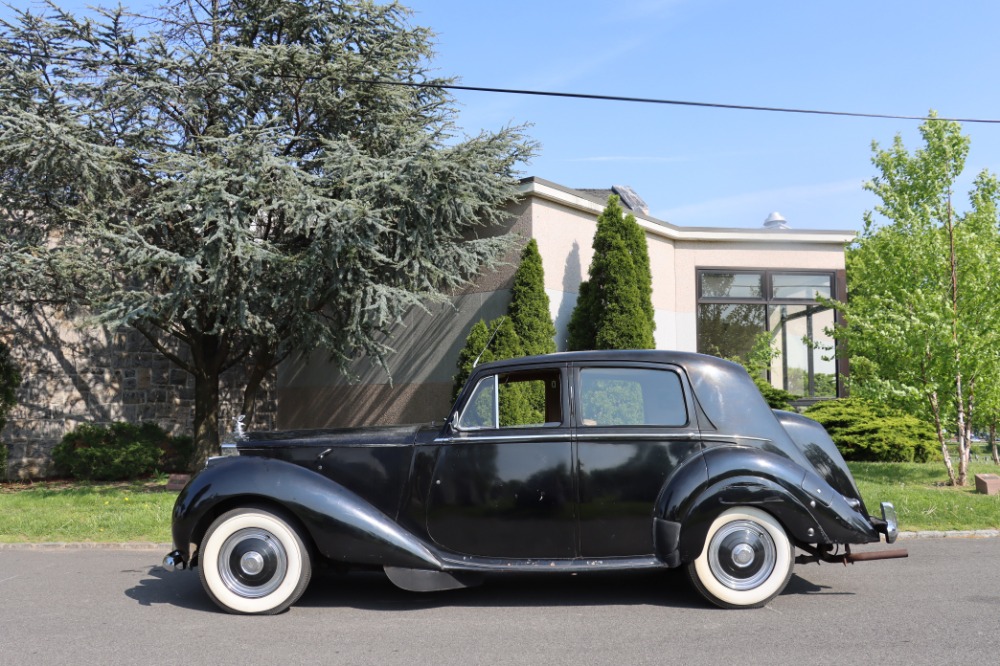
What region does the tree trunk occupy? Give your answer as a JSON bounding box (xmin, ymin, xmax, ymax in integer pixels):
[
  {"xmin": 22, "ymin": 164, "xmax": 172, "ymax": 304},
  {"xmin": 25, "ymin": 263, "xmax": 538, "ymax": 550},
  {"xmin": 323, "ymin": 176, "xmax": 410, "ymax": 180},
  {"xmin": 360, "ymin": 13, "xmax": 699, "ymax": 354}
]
[
  {"xmin": 191, "ymin": 332, "xmax": 224, "ymax": 469},
  {"xmin": 947, "ymin": 198, "xmax": 970, "ymax": 487},
  {"xmin": 992, "ymin": 422, "xmax": 1000, "ymax": 465},
  {"xmin": 930, "ymin": 391, "xmax": 957, "ymax": 485}
]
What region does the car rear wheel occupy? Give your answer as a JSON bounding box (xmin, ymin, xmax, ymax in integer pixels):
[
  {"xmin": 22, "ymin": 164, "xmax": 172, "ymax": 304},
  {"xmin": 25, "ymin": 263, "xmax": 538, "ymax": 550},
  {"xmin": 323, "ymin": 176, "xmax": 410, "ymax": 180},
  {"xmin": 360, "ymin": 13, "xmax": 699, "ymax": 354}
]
[
  {"xmin": 199, "ymin": 506, "xmax": 312, "ymax": 615},
  {"xmin": 687, "ymin": 507, "xmax": 794, "ymax": 609}
]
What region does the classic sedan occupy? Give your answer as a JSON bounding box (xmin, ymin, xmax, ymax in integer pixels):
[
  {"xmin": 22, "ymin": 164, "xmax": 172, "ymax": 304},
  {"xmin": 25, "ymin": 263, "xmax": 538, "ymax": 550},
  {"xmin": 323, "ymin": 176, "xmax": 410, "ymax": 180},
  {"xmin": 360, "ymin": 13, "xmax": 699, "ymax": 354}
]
[{"xmin": 163, "ymin": 350, "xmax": 904, "ymax": 614}]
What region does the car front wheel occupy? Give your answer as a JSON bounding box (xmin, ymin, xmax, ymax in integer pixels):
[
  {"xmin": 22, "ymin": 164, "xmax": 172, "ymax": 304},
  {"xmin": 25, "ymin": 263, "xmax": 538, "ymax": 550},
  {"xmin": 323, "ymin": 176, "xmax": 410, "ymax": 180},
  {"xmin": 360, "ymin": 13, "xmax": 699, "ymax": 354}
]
[
  {"xmin": 687, "ymin": 507, "xmax": 794, "ymax": 609},
  {"xmin": 199, "ymin": 506, "xmax": 312, "ymax": 615}
]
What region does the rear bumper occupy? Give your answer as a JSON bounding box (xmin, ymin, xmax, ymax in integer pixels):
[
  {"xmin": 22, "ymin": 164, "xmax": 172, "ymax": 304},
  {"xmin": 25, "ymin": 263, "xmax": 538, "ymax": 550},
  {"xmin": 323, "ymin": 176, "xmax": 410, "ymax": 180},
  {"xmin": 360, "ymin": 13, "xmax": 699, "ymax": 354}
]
[{"xmin": 869, "ymin": 501, "xmax": 900, "ymax": 544}]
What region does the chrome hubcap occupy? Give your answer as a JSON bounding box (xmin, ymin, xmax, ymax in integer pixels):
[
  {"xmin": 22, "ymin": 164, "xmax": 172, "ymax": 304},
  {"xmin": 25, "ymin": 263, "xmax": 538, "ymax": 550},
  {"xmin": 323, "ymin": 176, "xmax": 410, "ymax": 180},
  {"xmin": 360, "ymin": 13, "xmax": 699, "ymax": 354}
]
[
  {"xmin": 240, "ymin": 551, "xmax": 265, "ymax": 576},
  {"xmin": 731, "ymin": 543, "xmax": 755, "ymax": 568},
  {"xmin": 708, "ymin": 519, "xmax": 777, "ymax": 591},
  {"xmin": 218, "ymin": 528, "xmax": 287, "ymax": 598}
]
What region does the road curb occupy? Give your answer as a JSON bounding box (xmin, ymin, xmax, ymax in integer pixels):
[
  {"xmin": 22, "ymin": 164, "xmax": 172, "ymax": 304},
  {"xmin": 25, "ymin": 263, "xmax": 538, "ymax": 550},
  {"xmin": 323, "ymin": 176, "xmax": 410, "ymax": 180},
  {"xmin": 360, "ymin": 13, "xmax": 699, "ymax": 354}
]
[{"xmin": 1, "ymin": 530, "xmax": 999, "ymax": 551}]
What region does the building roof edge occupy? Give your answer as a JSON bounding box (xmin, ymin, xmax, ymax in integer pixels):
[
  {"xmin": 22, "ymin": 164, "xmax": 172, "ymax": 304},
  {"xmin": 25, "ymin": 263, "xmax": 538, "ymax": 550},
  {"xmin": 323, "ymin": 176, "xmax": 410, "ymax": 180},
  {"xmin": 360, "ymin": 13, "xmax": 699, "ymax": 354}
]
[{"xmin": 517, "ymin": 176, "xmax": 856, "ymax": 245}]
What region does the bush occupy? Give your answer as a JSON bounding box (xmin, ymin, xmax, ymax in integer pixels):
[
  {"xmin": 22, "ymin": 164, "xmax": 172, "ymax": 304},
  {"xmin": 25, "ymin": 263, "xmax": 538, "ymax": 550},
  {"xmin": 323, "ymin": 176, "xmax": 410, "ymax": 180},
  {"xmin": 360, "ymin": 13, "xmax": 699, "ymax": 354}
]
[
  {"xmin": 1, "ymin": 340, "xmax": 21, "ymax": 480},
  {"xmin": 804, "ymin": 398, "xmax": 939, "ymax": 463},
  {"xmin": 52, "ymin": 421, "xmax": 193, "ymax": 480}
]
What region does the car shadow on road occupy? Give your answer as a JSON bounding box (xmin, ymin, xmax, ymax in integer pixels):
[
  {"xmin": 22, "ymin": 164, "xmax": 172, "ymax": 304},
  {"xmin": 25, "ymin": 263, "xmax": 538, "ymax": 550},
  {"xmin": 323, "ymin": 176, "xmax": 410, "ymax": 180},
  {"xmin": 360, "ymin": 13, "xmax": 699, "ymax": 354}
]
[
  {"xmin": 125, "ymin": 564, "xmax": 218, "ymax": 613},
  {"xmin": 125, "ymin": 564, "xmax": 853, "ymax": 614},
  {"xmin": 297, "ymin": 568, "xmax": 710, "ymax": 612}
]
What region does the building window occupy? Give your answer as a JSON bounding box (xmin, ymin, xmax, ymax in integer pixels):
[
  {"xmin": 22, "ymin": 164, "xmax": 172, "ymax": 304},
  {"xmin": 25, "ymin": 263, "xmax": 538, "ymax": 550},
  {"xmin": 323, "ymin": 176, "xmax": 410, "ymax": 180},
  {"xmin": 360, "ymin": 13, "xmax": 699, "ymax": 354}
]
[{"xmin": 697, "ymin": 269, "xmax": 838, "ymax": 399}]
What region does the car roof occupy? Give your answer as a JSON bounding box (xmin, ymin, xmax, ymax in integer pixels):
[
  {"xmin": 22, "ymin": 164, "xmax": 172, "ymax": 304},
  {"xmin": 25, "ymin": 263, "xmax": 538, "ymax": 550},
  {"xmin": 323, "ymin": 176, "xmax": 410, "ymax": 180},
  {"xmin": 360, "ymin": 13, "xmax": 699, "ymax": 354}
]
[{"xmin": 473, "ymin": 349, "xmax": 727, "ymax": 372}]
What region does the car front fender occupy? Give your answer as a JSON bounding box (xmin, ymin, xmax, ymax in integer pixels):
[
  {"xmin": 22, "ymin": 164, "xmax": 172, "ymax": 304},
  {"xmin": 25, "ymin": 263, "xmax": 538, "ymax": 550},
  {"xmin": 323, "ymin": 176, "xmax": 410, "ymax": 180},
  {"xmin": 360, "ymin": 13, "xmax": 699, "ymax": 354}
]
[
  {"xmin": 656, "ymin": 445, "xmax": 880, "ymax": 564},
  {"xmin": 171, "ymin": 456, "xmax": 442, "ymax": 571}
]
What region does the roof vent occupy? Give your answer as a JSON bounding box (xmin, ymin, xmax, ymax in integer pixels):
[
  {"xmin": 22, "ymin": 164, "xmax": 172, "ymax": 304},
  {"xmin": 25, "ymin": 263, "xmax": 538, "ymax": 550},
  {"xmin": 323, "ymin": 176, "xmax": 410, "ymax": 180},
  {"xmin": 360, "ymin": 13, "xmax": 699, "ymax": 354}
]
[
  {"xmin": 763, "ymin": 211, "xmax": 789, "ymax": 230},
  {"xmin": 611, "ymin": 185, "xmax": 649, "ymax": 215}
]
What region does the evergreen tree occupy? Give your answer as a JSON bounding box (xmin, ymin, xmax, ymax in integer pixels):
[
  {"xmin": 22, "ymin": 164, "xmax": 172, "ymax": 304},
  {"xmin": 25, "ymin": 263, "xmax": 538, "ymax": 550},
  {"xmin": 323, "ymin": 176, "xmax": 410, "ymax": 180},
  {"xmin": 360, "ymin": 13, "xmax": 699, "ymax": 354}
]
[
  {"xmin": 0, "ymin": 1, "xmax": 533, "ymax": 466},
  {"xmin": 568, "ymin": 195, "xmax": 655, "ymax": 350},
  {"xmin": 508, "ymin": 239, "xmax": 557, "ymax": 356}
]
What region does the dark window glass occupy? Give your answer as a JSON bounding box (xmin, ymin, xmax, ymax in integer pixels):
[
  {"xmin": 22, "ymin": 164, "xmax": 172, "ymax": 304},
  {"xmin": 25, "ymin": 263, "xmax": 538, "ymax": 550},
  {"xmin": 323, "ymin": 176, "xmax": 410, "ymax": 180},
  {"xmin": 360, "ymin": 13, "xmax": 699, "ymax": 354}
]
[
  {"xmin": 697, "ymin": 303, "xmax": 766, "ymax": 360},
  {"xmin": 768, "ymin": 305, "xmax": 837, "ymax": 397},
  {"xmin": 771, "ymin": 274, "xmax": 833, "ymax": 300},
  {"xmin": 458, "ymin": 370, "xmax": 562, "ymax": 429},
  {"xmin": 579, "ymin": 368, "xmax": 687, "ymax": 427},
  {"xmin": 700, "ymin": 272, "xmax": 763, "ymax": 299},
  {"xmin": 696, "ymin": 269, "xmax": 838, "ymax": 398}
]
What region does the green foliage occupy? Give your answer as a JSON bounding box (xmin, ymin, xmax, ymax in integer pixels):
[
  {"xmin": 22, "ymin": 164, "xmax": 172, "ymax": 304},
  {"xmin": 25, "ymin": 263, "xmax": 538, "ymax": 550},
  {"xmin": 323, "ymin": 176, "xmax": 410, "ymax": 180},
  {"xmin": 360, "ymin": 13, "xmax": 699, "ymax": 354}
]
[
  {"xmin": 805, "ymin": 399, "xmax": 939, "ymax": 463},
  {"xmin": 832, "ymin": 113, "xmax": 1000, "ymax": 484},
  {"xmin": 0, "ymin": 340, "xmax": 21, "ymax": 480},
  {"xmin": 453, "ymin": 238, "xmax": 557, "ymax": 402},
  {"xmin": 0, "ymin": 0, "xmax": 534, "ymax": 465},
  {"xmin": 509, "ymin": 239, "xmax": 557, "ymax": 357},
  {"xmin": 568, "ymin": 196, "xmax": 655, "ymax": 350},
  {"xmin": 51, "ymin": 422, "xmax": 192, "ymax": 481}
]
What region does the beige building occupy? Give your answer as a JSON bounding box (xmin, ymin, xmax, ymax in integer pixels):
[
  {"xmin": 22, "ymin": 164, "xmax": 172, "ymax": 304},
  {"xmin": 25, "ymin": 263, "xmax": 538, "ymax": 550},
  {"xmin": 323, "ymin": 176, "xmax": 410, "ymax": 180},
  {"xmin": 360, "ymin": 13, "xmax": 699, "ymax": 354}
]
[{"xmin": 277, "ymin": 177, "xmax": 853, "ymax": 430}]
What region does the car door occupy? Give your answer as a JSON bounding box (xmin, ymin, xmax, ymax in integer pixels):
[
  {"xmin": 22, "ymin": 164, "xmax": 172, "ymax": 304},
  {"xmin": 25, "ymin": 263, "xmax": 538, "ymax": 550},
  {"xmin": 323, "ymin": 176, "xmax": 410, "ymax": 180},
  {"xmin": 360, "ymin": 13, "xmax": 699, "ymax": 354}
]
[
  {"xmin": 573, "ymin": 363, "xmax": 702, "ymax": 557},
  {"xmin": 425, "ymin": 363, "xmax": 576, "ymax": 559}
]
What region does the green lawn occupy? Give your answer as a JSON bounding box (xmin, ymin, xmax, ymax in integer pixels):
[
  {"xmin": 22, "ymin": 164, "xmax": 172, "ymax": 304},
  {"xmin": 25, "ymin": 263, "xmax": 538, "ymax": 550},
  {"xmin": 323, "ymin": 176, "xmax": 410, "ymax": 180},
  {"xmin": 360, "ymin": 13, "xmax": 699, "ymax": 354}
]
[
  {"xmin": 0, "ymin": 479, "xmax": 176, "ymax": 543},
  {"xmin": 850, "ymin": 461, "xmax": 1000, "ymax": 532},
  {"xmin": 1, "ymin": 461, "xmax": 999, "ymax": 543}
]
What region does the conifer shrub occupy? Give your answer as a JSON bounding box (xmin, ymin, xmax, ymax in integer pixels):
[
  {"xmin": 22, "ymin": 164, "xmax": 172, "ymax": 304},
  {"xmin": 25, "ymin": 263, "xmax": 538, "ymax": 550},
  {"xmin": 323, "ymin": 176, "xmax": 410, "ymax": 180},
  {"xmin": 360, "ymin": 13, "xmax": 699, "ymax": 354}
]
[
  {"xmin": 804, "ymin": 398, "xmax": 939, "ymax": 463},
  {"xmin": 52, "ymin": 421, "xmax": 194, "ymax": 480},
  {"xmin": 0, "ymin": 341, "xmax": 21, "ymax": 480},
  {"xmin": 568, "ymin": 195, "xmax": 655, "ymax": 350}
]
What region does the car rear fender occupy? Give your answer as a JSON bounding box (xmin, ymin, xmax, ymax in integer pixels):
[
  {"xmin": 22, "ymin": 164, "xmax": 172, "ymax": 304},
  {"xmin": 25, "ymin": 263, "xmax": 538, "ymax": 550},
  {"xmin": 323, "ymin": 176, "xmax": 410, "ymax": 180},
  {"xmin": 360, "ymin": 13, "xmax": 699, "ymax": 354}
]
[
  {"xmin": 172, "ymin": 456, "xmax": 442, "ymax": 570},
  {"xmin": 655, "ymin": 446, "xmax": 880, "ymax": 564}
]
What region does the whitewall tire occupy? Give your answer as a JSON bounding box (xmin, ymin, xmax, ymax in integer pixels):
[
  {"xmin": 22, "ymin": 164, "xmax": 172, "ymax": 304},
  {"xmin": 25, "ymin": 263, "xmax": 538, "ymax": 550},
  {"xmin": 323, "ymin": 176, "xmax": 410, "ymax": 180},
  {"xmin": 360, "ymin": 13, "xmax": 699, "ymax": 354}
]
[
  {"xmin": 687, "ymin": 507, "xmax": 794, "ymax": 609},
  {"xmin": 199, "ymin": 506, "xmax": 312, "ymax": 615}
]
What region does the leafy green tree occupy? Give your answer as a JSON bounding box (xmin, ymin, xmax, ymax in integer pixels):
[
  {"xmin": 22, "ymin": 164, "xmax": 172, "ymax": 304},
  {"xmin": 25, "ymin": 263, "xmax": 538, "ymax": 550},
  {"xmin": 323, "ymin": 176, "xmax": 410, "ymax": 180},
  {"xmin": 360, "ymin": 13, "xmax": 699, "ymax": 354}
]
[
  {"xmin": 0, "ymin": 0, "xmax": 533, "ymax": 466},
  {"xmin": 568, "ymin": 195, "xmax": 655, "ymax": 350},
  {"xmin": 509, "ymin": 239, "xmax": 557, "ymax": 357},
  {"xmin": 833, "ymin": 114, "xmax": 1000, "ymax": 485}
]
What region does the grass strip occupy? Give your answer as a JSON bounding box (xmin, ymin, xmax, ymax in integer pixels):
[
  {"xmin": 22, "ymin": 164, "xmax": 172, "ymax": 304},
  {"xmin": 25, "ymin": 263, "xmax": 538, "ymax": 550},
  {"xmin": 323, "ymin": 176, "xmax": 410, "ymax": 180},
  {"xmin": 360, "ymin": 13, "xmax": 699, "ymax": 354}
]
[{"xmin": 0, "ymin": 479, "xmax": 176, "ymax": 543}]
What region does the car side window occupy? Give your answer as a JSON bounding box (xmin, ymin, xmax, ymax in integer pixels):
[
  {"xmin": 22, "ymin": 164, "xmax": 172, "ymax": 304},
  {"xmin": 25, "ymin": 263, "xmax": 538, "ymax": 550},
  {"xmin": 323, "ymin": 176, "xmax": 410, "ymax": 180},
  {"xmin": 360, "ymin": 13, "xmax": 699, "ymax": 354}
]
[
  {"xmin": 457, "ymin": 369, "xmax": 562, "ymax": 430},
  {"xmin": 579, "ymin": 368, "xmax": 687, "ymax": 427}
]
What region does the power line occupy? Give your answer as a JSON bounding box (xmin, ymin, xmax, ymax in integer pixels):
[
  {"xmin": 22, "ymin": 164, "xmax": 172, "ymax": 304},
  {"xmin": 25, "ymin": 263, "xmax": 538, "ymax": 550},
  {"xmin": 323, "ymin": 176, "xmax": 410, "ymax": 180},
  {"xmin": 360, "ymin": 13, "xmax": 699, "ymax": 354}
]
[
  {"xmin": 358, "ymin": 79, "xmax": 1000, "ymax": 125},
  {"xmin": 2, "ymin": 45, "xmax": 998, "ymax": 125}
]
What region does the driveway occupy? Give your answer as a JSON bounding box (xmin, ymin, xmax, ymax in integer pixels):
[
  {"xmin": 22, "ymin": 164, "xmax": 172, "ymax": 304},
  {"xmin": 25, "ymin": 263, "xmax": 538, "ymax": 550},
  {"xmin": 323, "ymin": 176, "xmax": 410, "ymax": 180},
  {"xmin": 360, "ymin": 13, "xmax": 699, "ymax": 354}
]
[{"xmin": 1, "ymin": 537, "xmax": 998, "ymax": 665}]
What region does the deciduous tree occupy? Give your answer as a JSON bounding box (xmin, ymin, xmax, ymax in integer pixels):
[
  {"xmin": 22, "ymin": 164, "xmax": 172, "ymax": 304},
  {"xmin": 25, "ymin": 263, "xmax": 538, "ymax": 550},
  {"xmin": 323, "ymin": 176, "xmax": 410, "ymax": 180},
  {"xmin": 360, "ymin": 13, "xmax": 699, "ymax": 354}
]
[{"xmin": 834, "ymin": 114, "xmax": 1000, "ymax": 485}]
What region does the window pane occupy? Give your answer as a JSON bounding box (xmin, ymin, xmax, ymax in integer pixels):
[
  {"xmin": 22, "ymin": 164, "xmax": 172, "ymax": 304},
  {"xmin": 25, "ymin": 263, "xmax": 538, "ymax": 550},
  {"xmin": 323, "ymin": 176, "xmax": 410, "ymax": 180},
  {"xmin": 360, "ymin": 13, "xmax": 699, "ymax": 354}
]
[
  {"xmin": 458, "ymin": 376, "xmax": 497, "ymax": 429},
  {"xmin": 768, "ymin": 305, "xmax": 836, "ymax": 397},
  {"xmin": 771, "ymin": 274, "xmax": 832, "ymax": 300},
  {"xmin": 697, "ymin": 303, "xmax": 766, "ymax": 360},
  {"xmin": 459, "ymin": 370, "xmax": 562, "ymax": 429},
  {"xmin": 580, "ymin": 368, "xmax": 686, "ymax": 427},
  {"xmin": 700, "ymin": 272, "xmax": 763, "ymax": 299}
]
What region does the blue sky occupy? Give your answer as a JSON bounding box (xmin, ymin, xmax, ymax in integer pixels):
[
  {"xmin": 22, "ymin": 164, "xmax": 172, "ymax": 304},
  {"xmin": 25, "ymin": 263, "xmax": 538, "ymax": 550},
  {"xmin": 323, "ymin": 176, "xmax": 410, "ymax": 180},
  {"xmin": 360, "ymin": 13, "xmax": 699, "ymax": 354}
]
[{"xmin": 6, "ymin": 0, "xmax": 1000, "ymax": 231}]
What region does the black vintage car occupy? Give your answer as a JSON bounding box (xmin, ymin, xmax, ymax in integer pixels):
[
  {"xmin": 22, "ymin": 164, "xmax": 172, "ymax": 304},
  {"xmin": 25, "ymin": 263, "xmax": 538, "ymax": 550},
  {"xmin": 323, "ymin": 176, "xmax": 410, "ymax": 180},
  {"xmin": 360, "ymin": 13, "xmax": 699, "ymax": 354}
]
[{"xmin": 163, "ymin": 350, "xmax": 904, "ymax": 614}]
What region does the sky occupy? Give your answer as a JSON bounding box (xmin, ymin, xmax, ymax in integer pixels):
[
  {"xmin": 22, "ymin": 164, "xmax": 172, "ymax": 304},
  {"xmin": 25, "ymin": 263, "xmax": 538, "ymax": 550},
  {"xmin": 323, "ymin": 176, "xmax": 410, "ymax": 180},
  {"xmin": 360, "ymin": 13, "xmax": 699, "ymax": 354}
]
[{"xmin": 5, "ymin": 0, "xmax": 1000, "ymax": 231}]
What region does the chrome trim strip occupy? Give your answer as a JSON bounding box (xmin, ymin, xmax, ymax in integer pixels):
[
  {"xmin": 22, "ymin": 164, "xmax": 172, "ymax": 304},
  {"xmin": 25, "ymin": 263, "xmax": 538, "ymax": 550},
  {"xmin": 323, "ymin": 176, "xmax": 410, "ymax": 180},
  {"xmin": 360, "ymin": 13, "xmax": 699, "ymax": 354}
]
[
  {"xmin": 435, "ymin": 433, "xmax": 574, "ymax": 444},
  {"xmin": 575, "ymin": 431, "xmax": 701, "ymax": 441}
]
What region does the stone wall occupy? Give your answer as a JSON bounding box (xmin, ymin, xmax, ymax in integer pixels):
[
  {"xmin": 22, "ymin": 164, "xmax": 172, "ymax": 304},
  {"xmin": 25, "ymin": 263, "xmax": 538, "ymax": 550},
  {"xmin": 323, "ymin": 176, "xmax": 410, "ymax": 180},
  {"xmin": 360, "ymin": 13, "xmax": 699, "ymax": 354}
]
[{"xmin": 0, "ymin": 307, "xmax": 275, "ymax": 480}]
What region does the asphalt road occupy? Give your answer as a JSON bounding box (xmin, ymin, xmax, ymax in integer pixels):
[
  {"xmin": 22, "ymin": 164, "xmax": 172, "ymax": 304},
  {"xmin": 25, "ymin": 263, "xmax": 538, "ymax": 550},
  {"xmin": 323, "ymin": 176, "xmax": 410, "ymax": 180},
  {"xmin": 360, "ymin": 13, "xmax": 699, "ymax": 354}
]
[{"xmin": 1, "ymin": 537, "xmax": 999, "ymax": 666}]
